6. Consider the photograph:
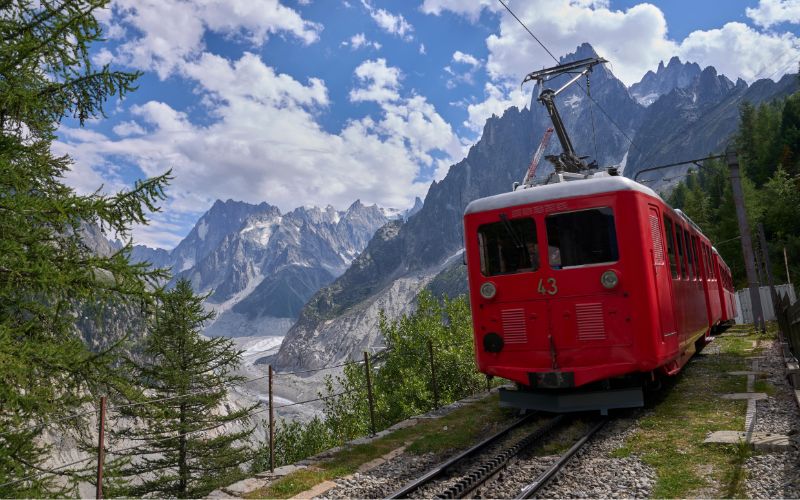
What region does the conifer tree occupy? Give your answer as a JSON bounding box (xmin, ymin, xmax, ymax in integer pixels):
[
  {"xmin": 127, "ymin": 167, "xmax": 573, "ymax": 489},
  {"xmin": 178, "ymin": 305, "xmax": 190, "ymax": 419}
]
[
  {"xmin": 0, "ymin": 0, "xmax": 170, "ymax": 495},
  {"xmin": 108, "ymin": 280, "xmax": 257, "ymax": 498}
]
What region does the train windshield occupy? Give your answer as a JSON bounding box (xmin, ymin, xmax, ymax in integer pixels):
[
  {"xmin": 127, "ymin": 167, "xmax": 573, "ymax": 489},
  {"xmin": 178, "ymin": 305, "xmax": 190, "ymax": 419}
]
[
  {"xmin": 545, "ymin": 207, "xmax": 618, "ymax": 269},
  {"xmin": 477, "ymin": 217, "xmax": 539, "ymax": 276}
]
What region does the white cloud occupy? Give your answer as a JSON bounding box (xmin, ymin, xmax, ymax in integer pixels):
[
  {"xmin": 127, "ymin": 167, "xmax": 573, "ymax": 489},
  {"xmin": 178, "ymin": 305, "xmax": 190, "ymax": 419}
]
[
  {"xmin": 452, "ymin": 50, "xmax": 481, "ymax": 68},
  {"xmin": 105, "ymin": 0, "xmax": 321, "ymax": 79},
  {"xmin": 420, "ymin": 0, "xmax": 498, "ymax": 22},
  {"xmin": 343, "ymin": 32, "xmax": 381, "ymax": 50},
  {"xmin": 680, "ymin": 22, "xmax": 800, "ymax": 82},
  {"xmin": 361, "ymin": 1, "xmax": 413, "ymax": 41},
  {"xmin": 419, "ymin": 43, "xmax": 426, "ymax": 55},
  {"xmin": 422, "ymin": 0, "xmax": 800, "ymax": 86},
  {"xmin": 463, "ymin": 82, "xmax": 529, "ymax": 133},
  {"xmin": 747, "ymin": 0, "xmax": 800, "ymax": 28},
  {"xmin": 57, "ymin": 53, "xmax": 464, "ymax": 248},
  {"xmin": 349, "ymin": 58, "xmax": 402, "ymax": 103}
]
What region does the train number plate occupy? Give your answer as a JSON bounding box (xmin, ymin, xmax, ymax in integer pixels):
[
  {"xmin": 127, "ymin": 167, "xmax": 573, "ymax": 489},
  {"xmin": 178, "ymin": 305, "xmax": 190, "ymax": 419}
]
[{"xmin": 537, "ymin": 277, "xmax": 558, "ymax": 296}]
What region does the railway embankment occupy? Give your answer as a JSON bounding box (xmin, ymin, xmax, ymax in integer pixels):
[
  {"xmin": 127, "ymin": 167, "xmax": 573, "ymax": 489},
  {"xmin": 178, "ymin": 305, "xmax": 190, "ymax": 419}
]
[{"xmin": 213, "ymin": 323, "xmax": 799, "ymax": 499}]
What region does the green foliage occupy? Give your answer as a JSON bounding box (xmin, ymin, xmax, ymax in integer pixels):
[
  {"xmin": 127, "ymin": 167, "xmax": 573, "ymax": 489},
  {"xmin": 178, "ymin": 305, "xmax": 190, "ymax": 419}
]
[
  {"xmin": 668, "ymin": 93, "xmax": 800, "ymax": 290},
  {"xmin": 252, "ymin": 417, "xmax": 335, "ymax": 473},
  {"xmin": 251, "ymin": 291, "xmax": 483, "ymax": 472},
  {"xmin": 107, "ymin": 280, "xmax": 257, "ymax": 498},
  {"xmin": 323, "ymin": 291, "xmax": 482, "ymax": 441},
  {"xmin": 0, "ymin": 1, "xmax": 170, "ymax": 495}
]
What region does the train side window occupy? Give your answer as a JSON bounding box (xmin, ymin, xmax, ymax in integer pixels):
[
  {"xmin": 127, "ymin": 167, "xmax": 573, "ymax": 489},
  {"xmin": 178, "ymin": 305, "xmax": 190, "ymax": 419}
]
[
  {"xmin": 545, "ymin": 207, "xmax": 618, "ymax": 269},
  {"xmin": 663, "ymin": 216, "xmax": 678, "ymax": 278},
  {"xmin": 691, "ymin": 236, "xmax": 700, "ymax": 279},
  {"xmin": 676, "ymin": 226, "xmax": 687, "ymax": 279},
  {"xmin": 684, "ymin": 230, "xmax": 694, "ymax": 279},
  {"xmin": 477, "ymin": 217, "xmax": 539, "ymax": 276}
]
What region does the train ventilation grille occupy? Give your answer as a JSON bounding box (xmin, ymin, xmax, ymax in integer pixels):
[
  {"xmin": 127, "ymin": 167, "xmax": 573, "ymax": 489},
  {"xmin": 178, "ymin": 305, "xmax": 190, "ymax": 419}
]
[
  {"xmin": 649, "ymin": 215, "xmax": 665, "ymax": 265},
  {"xmin": 575, "ymin": 303, "xmax": 606, "ymax": 341},
  {"xmin": 501, "ymin": 308, "xmax": 527, "ymax": 344}
]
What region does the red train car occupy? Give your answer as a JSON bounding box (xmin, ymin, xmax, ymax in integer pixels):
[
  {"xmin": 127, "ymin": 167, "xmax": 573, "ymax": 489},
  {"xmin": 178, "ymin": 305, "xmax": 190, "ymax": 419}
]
[{"xmin": 463, "ymin": 176, "xmax": 735, "ymax": 413}]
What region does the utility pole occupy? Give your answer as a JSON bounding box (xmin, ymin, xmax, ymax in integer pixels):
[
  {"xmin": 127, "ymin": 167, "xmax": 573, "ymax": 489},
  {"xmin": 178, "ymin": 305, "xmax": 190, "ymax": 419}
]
[
  {"xmin": 726, "ymin": 147, "xmax": 765, "ymax": 332},
  {"xmin": 758, "ymin": 224, "xmax": 778, "ymax": 317}
]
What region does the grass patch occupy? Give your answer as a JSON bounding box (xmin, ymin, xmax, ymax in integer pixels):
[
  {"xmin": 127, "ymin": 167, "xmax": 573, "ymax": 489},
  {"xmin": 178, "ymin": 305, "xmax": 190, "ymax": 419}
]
[
  {"xmin": 611, "ymin": 330, "xmax": 761, "ymax": 498},
  {"xmin": 247, "ymin": 394, "xmax": 515, "ymax": 499}
]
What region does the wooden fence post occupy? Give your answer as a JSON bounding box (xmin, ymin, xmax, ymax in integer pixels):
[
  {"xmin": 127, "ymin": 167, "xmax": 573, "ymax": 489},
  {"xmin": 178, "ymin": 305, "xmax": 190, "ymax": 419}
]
[
  {"xmin": 96, "ymin": 396, "xmax": 106, "ymax": 499},
  {"xmin": 364, "ymin": 351, "xmax": 376, "ymax": 436},
  {"xmin": 268, "ymin": 365, "xmax": 274, "ymax": 474},
  {"xmin": 428, "ymin": 340, "xmax": 439, "ymax": 409}
]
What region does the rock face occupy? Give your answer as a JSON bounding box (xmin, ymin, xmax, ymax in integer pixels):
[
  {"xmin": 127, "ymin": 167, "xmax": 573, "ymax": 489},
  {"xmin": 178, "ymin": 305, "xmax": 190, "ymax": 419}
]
[
  {"xmin": 630, "ymin": 56, "xmax": 702, "ymax": 107},
  {"xmin": 132, "ymin": 200, "xmax": 390, "ymax": 337},
  {"xmin": 625, "ymin": 71, "xmax": 799, "ymax": 184}
]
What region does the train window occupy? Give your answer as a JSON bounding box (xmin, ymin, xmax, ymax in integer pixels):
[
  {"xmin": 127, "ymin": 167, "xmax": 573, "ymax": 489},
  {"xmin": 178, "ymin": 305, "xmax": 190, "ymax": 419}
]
[
  {"xmin": 676, "ymin": 226, "xmax": 687, "ymax": 279},
  {"xmin": 477, "ymin": 217, "xmax": 539, "ymax": 276},
  {"xmin": 691, "ymin": 236, "xmax": 700, "ymax": 279},
  {"xmin": 684, "ymin": 231, "xmax": 695, "ymax": 279},
  {"xmin": 663, "ymin": 217, "xmax": 678, "ymax": 278},
  {"xmin": 545, "ymin": 207, "xmax": 618, "ymax": 269}
]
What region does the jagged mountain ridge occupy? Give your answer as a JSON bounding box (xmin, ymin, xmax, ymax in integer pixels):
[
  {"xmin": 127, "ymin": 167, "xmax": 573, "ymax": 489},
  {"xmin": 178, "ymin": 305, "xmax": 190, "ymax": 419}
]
[
  {"xmin": 132, "ymin": 199, "xmax": 393, "ymax": 337},
  {"xmin": 273, "ymin": 43, "xmax": 799, "ymax": 371},
  {"xmin": 630, "ymin": 56, "xmax": 702, "ymax": 107}
]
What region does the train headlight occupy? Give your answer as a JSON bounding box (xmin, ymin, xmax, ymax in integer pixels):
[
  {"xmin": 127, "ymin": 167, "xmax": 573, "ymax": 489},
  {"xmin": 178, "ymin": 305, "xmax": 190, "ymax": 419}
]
[
  {"xmin": 601, "ymin": 270, "xmax": 619, "ymax": 289},
  {"xmin": 480, "ymin": 282, "xmax": 497, "ymax": 299}
]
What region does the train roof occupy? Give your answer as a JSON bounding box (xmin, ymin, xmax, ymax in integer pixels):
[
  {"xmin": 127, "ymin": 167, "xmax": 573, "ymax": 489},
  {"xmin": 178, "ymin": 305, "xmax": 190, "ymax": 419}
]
[{"xmin": 464, "ymin": 176, "xmax": 663, "ymax": 215}]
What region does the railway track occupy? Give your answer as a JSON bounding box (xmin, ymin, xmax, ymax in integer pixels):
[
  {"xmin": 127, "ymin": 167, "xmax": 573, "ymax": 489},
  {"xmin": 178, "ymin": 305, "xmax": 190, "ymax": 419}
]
[{"xmin": 385, "ymin": 414, "xmax": 607, "ymax": 499}]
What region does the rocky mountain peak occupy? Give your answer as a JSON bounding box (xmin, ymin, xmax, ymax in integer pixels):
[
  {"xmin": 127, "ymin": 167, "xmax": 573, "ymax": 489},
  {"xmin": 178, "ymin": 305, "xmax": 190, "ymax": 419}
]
[{"xmin": 630, "ymin": 56, "xmax": 702, "ymax": 107}]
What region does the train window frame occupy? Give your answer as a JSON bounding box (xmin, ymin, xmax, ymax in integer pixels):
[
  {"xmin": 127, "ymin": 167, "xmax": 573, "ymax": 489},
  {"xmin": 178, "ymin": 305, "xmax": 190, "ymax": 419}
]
[
  {"xmin": 676, "ymin": 225, "xmax": 687, "ymax": 280},
  {"xmin": 476, "ymin": 216, "xmax": 540, "ymax": 277},
  {"xmin": 684, "ymin": 229, "xmax": 694, "ymax": 280},
  {"xmin": 544, "ymin": 206, "xmax": 619, "ymax": 270},
  {"xmin": 663, "ymin": 216, "xmax": 679, "ymax": 279},
  {"xmin": 691, "ymin": 235, "xmax": 700, "ymax": 280}
]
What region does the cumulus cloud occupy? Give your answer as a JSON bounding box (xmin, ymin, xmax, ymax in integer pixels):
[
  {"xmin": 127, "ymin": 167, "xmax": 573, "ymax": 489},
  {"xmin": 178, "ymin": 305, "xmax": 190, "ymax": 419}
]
[
  {"xmin": 56, "ymin": 54, "xmax": 463, "ymax": 248},
  {"xmin": 342, "ymin": 32, "xmax": 381, "ymax": 50},
  {"xmin": 463, "ymin": 82, "xmax": 529, "ymax": 133},
  {"xmin": 420, "ymin": 0, "xmax": 498, "ymax": 22},
  {"xmin": 747, "ymin": 0, "xmax": 800, "ymax": 28},
  {"xmin": 452, "ymin": 50, "xmax": 481, "ymax": 67},
  {"xmin": 349, "ymin": 58, "xmax": 402, "ymax": 103},
  {"xmin": 361, "ymin": 1, "xmax": 414, "ymax": 41},
  {"xmin": 103, "ymin": 0, "xmax": 321, "ymax": 79},
  {"xmin": 422, "ymin": 0, "xmax": 800, "ymax": 86}
]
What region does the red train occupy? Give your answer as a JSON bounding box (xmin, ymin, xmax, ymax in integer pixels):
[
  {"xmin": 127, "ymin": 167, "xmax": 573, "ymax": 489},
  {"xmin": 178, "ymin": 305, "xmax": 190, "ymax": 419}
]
[{"xmin": 463, "ymin": 176, "xmax": 736, "ymax": 413}]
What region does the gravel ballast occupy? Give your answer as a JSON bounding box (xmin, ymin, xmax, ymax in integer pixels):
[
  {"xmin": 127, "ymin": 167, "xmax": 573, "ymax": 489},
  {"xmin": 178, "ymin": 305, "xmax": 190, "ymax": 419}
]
[{"xmin": 744, "ymin": 339, "xmax": 800, "ymax": 499}]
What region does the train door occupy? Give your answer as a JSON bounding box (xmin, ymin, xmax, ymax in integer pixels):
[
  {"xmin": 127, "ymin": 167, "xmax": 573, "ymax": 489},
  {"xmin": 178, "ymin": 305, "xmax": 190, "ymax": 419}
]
[{"xmin": 649, "ymin": 206, "xmax": 677, "ymax": 343}]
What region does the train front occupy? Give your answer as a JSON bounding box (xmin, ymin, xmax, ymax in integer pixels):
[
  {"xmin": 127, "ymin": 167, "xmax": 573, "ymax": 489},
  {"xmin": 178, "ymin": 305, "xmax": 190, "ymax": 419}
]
[{"xmin": 463, "ymin": 179, "xmax": 648, "ymax": 414}]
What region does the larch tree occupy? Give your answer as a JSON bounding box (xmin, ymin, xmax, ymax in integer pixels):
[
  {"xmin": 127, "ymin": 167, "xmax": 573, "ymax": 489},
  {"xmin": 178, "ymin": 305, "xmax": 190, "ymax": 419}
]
[
  {"xmin": 0, "ymin": 0, "xmax": 170, "ymax": 495},
  {"xmin": 108, "ymin": 279, "xmax": 258, "ymax": 499}
]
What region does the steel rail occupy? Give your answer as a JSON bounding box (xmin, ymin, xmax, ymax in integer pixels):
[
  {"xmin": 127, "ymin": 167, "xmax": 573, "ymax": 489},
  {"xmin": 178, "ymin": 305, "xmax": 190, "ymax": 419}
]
[
  {"xmin": 436, "ymin": 415, "xmax": 566, "ymax": 499},
  {"xmin": 384, "ymin": 412, "xmax": 539, "ymax": 499},
  {"xmin": 515, "ymin": 418, "xmax": 608, "ymax": 499}
]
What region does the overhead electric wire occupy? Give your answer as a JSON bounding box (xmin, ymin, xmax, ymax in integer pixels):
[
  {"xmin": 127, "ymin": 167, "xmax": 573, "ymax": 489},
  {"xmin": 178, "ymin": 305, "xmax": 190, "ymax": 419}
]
[{"xmin": 497, "ymin": 0, "xmax": 641, "ymax": 156}]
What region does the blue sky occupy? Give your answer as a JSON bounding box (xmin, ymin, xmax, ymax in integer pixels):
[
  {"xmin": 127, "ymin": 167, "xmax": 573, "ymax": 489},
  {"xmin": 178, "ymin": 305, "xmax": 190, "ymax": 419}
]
[{"xmin": 54, "ymin": 0, "xmax": 800, "ymax": 248}]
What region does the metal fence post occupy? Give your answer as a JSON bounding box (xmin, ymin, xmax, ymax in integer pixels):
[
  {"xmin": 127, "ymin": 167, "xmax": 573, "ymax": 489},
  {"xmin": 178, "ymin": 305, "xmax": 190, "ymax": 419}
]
[
  {"xmin": 96, "ymin": 396, "xmax": 106, "ymax": 499},
  {"xmin": 428, "ymin": 340, "xmax": 439, "ymax": 409},
  {"xmin": 363, "ymin": 351, "xmax": 377, "ymax": 436},
  {"xmin": 268, "ymin": 365, "xmax": 274, "ymax": 474}
]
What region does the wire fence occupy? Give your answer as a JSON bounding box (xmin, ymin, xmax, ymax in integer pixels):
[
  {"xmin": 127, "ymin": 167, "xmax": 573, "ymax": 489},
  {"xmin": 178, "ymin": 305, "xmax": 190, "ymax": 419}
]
[{"xmin": 0, "ymin": 337, "xmax": 485, "ymax": 496}]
